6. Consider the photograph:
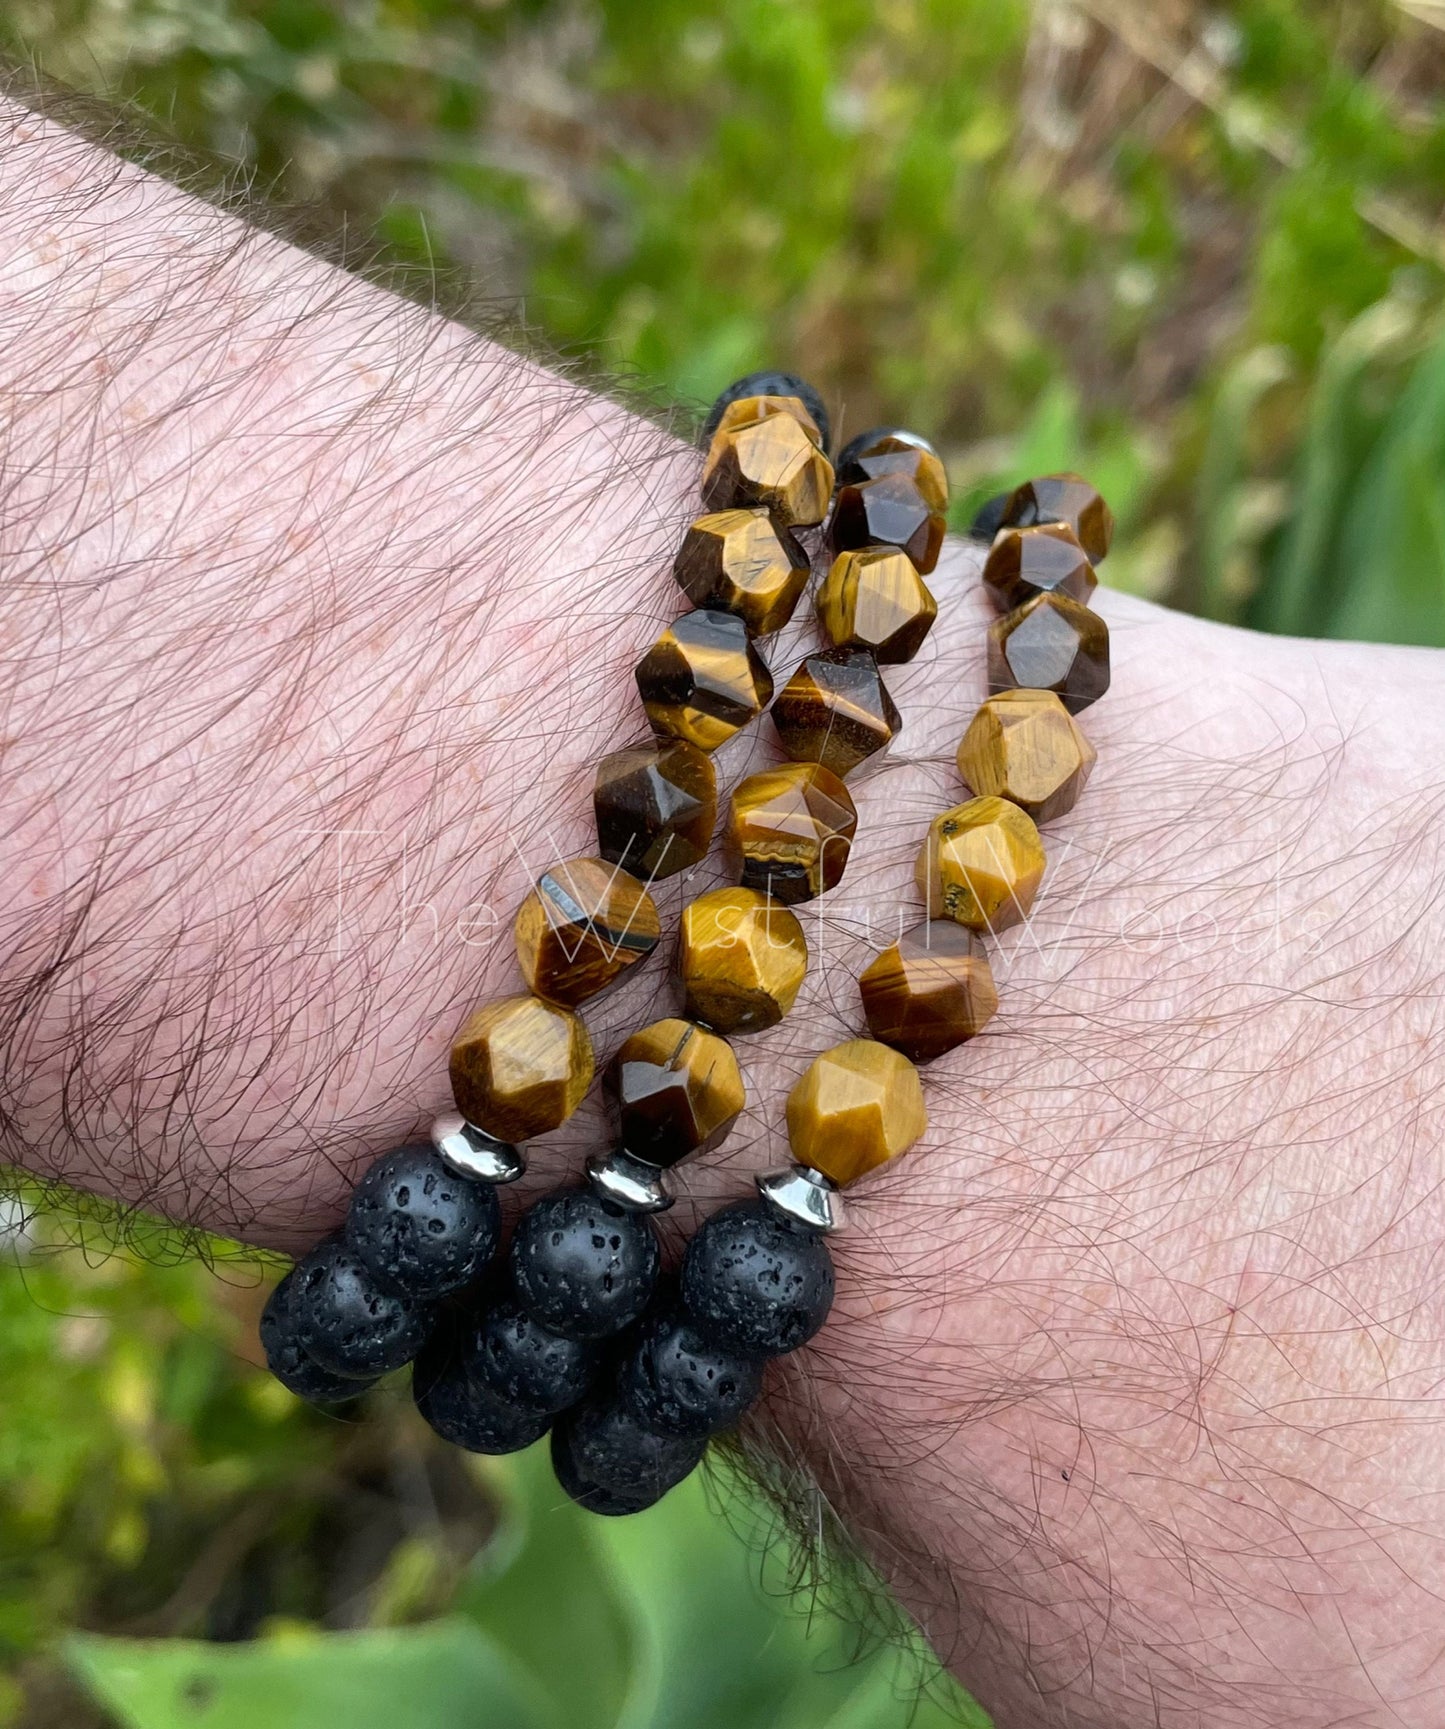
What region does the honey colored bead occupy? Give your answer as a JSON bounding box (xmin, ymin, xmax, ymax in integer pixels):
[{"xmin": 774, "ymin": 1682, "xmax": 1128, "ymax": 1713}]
[
  {"xmin": 859, "ymin": 922, "xmax": 998, "ymax": 1063},
  {"xmin": 982, "ymin": 524, "xmax": 1097, "ymax": 613},
  {"xmin": 515, "ymin": 857, "xmax": 660, "ymax": 1007},
  {"xmin": 673, "ymin": 508, "xmax": 810, "ymax": 636},
  {"xmin": 710, "ymin": 392, "xmax": 824, "ymax": 449},
  {"xmin": 728, "ymin": 761, "xmax": 858, "ymax": 905},
  {"xmin": 816, "ymin": 547, "xmax": 937, "ymax": 665},
  {"xmin": 786, "ymin": 1039, "xmax": 927, "ymax": 1188},
  {"xmin": 915, "ymin": 796, "xmax": 1046, "ymax": 932},
  {"xmin": 608, "ymin": 1018, "xmax": 745, "ymax": 1168},
  {"xmin": 594, "ymin": 737, "xmax": 716, "ymax": 880},
  {"xmin": 829, "ymin": 472, "xmax": 946, "ymax": 574},
  {"xmin": 635, "ymin": 608, "xmax": 774, "ymax": 751},
  {"xmin": 704, "ymin": 373, "xmax": 831, "ymax": 449},
  {"xmin": 701, "ymin": 404, "xmax": 834, "ymax": 528},
  {"xmin": 955, "ymin": 689, "xmax": 1096, "ymax": 824},
  {"xmin": 450, "ymin": 994, "xmax": 594, "ymax": 1142},
  {"xmin": 987, "ymin": 592, "xmax": 1110, "ymax": 715},
  {"xmin": 679, "ymin": 887, "xmax": 808, "ymax": 1035},
  {"xmin": 1000, "ymin": 472, "xmax": 1115, "ymax": 562},
  {"xmin": 770, "ymin": 645, "xmax": 900, "ymax": 779},
  {"xmin": 835, "ymin": 426, "xmax": 949, "ymax": 513}
]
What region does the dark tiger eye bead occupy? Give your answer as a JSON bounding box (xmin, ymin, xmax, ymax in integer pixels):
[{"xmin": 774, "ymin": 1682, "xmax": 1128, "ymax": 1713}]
[
  {"xmin": 514, "ymin": 857, "xmax": 660, "ymax": 1008},
  {"xmin": 458, "ymin": 1297, "xmax": 601, "ymax": 1414},
  {"xmin": 412, "ymin": 1320, "xmax": 553, "ymax": 1455},
  {"xmin": 859, "ymin": 921, "xmax": 998, "ymax": 1063},
  {"xmin": 635, "ymin": 608, "xmax": 774, "ymax": 753},
  {"xmin": 616, "ymin": 1306, "xmax": 763, "ymax": 1440},
  {"xmin": 509, "ymin": 1186, "xmax": 661, "ymax": 1341},
  {"xmin": 608, "ymin": 1017, "xmax": 744, "ymax": 1168},
  {"xmin": 728, "ymin": 761, "xmax": 858, "ymax": 905},
  {"xmin": 595, "ymin": 737, "xmax": 716, "ymax": 880},
  {"xmin": 345, "ymin": 1141, "xmax": 500, "ymax": 1300},
  {"xmin": 999, "ymin": 472, "xmax": 1114, "ymax": 562},
  {"xmin": 703, "ymin": 370, "xmax": 831, "ymax": 452},
  {"xmin": 680, "ymin": 1198, "xmax": 835, "ymax": 1358},
  {"xmin": 770, "ymin": 645, "xmax": 900, "ymax": 779},
  {"xmin": 288, "ymin": 1234, "xmax": 434, "ymax": 1379},
  {"xmin": 982, "ymin": 524, "xmax": 1097, "ymax": 613},
  {"xmin": 987, "ymin": 591, "xmax": 1111, "ymax": 714},
  {"xmin": 260, "ymin": 1269, "xmax": 376, "ymax": 1405},
  {"xmin": 673, "ymin": 508, "xmax": 810, "ymax": 637},
  {"xmin": 834, "ymin": 426, "xmax": 948, "ymax": 513},
  {"xmin": 552, "ymin": 1394, "xmax": 706, "ymax": 1517},
  {"xmin": 829, "ymin": 472, "xmax": 946, "ymax": 575}
]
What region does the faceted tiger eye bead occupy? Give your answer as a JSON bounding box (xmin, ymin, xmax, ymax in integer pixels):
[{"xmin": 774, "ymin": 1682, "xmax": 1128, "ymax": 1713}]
[
  {"xmin": 728, "ymin": 761, "xmax": 858, "ymax": 905},
  {"xmin": 786, "ymin": 1039, "xmax": 927, "ymax": 1188},
  {"xmin": 770, "ymin": 645, "xmax": 900, "ymax": 779},
  {"xmin": 701, "ymin": 402, "xmax": 834, "ymax": 528},
  {"xmin": 816, "ymin": 547, "xmax": 937, "ymax": 665},
  {"xmin": 450, "ymin": 994, "xmax": 595, "ymax": 1142},
  {"xmin": 635, "ymin": 608, "xmax": 774, "ymax": 751},
  {"xmin": 955, "ymin": 689, "xmax": 1096, "ymax": 824},
  {"xmin": 608, "ymin": 1018, "xmax": 745, "ymax": 1168},
  {"xmin": 916, "ymin": 796, "xmax": 1046, "ymax": 932},
  {"xmin": 679, "ymin": 887, "xmax": 808, "ymax": 1035},
  {"xmin": 711, "ymin": 393, "xmax": 824, "ymax": 449},
  {"xmin": 859, "ymin": 922, "xmax": 998, "ymax": 1063},
  {"xmin": 673, "ymin": 508, "xmax": 810, "ymax": 636},
  {"xmin": 834, "ymin": 426, "xmax": 949, "ymax": 513},
  {"xmin": 829, "ymin": 473, "xmax": 947, "ymax": 574},
  {"xmin": 594, "ymin": 737, "xmax": 716, "ymax": 880},
  {"xmin": 703, "ymin": 371, "xmax": 831, "ymax": 451},
  {"xmin": 514, "ymin": 857, "xmax": 660, "ymax": 1007},
  {"xmin": 982, "ymin": 524, "xmax": 1097, "ymax": 613},
  {"xmin": 987, "ymin": 592, "xmax": 1110, "ymax": 715},
  {"xmin": 1000, "ymin": 472, "xmax": 1115, "ymax": 562}
]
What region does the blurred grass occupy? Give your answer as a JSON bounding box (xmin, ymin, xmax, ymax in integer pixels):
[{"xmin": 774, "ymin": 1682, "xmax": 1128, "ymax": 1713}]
[{"xmin": 1, "ymin": 2, "xmax": 1444, "ymax": 1726}]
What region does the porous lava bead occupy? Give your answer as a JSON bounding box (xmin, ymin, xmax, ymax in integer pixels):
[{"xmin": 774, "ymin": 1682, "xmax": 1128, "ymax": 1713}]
[
  {"xmin": 288, "ymin": 1234, "xmax": 434, "ymax": 1379},
  {"xmin": 462, "ymin": 1298, "xmax": 601, "ymax": 1414},
  {"xmin": 260, "ymin": 1269, "xmax": 376, "ymax": 1405},
  {"xmin": 345, "ymin": 1141, "xmax": 500, "ymax": 1300},
  {"xmin": 509, "ymin": 1187, "xmax": 661, "ymax": 1342},
  {"xmin": 412, "ymin": 1322, "xmax": 552, "ymax": 1454},
  {"xmin": 680, "ymin": 1199, "xmax": 834, "ymax": 1358},
  {"xmin": 551, "ymin": 1394, "xmax": 706, "ymax": 1517},
  {"xmin": 970, "ymin": 491, "xmax": 1011, "ymax": 541},
  {"xmin": 703, "ymin": 370, "xmax": 831, "ymax": 452},
  {"xmin": 616, "ymin": 1306, "xmax": 763, "ymax": 1440}
]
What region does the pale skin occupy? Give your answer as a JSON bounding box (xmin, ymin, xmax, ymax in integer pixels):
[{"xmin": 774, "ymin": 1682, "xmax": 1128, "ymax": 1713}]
[{"xmin": 4, "ymin": 91, "xmax": 1445, "ymax": 1729}]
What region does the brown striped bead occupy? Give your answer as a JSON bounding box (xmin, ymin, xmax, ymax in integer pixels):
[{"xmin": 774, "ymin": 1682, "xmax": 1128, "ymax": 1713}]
[
  {"xmin": 450, "ymin": 994, "xmax": 594, "ymax": 1142},
  {"xmin": 728, "ymin": 761, "xmax": 857, "ymax": 905},
  {"xmin": 514, "ymin": 857, "xmax": 660, "ymax": 1007},
  {"xmin": 635, "ymin": 608, "xmax": 774, "ymax": 752},
  {"xmin": 987, "ymin": 592, "xmax": 1110, "ymax": 715},
  {"xmin": 710, "ymin": 392, "xmax": 824, "ymax": 449},
  {"xmin": 672, "ymin": 507, "xmax": 810, "ymax": 636},
  {"xmin": 816, "ymin": 547, "xmax": 937, "ymax": 665},
  {"xmin": 981, "ymin": 524, "xmax": 1097, "ymax": 613},
  {"xmin": 679, "ymin": 887, "xmax": 808, "ymax": 1035},
  {"xmin": 955, "ymin": 689, "xmax": 1096, "ymax": 823},
  {"xmin": 607, "ymin": 1018, "xmax": 745, "ymax": 1168},
  {"xmin": 594, "ymin": 737, "xmax": 716, "ymax": 880},
  {"xmin": 829, "ymin": 472, "xmax": 946, "ymax": 574},
  {"xmin": 859, "ymin": 922, "xmax": 998, "ymax": 1062},
  {"xmin": 770, "ymin": 645, "xmax": 900, "ymax": 779},
  {"xmin": 835, "ymin": 427, "xmax": 949, "ymax": 513},
  {"xmin": 998, "ymin": 472, "xmax": 1114, "ymax": 562},
  {"xmin": 701, "ymin": 401, "xmax": 834, "ymax": 528},
  {"xmin": 785, "ymin": 1038, "xmax": 927, "ymax": 1187},
  {"xmin": 915, "ymin": 796, "xmax": 1046, "ymax": 932}
]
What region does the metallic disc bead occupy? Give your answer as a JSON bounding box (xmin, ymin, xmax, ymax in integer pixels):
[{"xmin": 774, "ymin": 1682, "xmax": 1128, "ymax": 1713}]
[
  {"xmin": 982, "ymin": 523, "xmax": 1097, "ymax": 613},
  {"xmin": 678, "ymin": 886, "xmax": 808, "ymax": 1035},
  {"xmin": 449, "ymin": 993, "xmax": 595, "ymax": 1142},
  {"xmin": 702, "ymin": 371, "xmax": 832, "ymax": 450},
  {"xmin": 770, "ymin": 645, "xmax": 901, "ymax": 779},
  {"xmin": 785, "ymin": 1038, "xmax": 928, "ymax": 1189},
  {"xmin": 816, "ymin": 547, "xmax": 938, "ymax": 664},
  {"xmin": 915, "ymin": 796, "xmax": 1046, "ymax": 933},
  {"xmin": 833, "ymin": 426, "xmax": 949, "ymax": 513},
  {"xmin": 594, "ymin": 736, "xmax": 716, "ymax": 880},
  {"xmin": 430, "ymin": 1112, "xmax": 526, "ymax": 1184},
  {"xmin": 828, "ymin": 472, "xmax": 947, "ymax": 574},
  {"xmin": 586, "ymin": 1146, "xmax": 675, "ymax": 1213},
  {"xmin": 756, "ymin": 1162, "xmax": 847, "ymax": 1233},
  {"xmin": 727, "ymin": 760, "xmax": 858, "ymax": 905},
  {"xmin": 955, "ymin": 689, "xmax": 1096, "ymax": 824},
  {"xmin": 635, "ymin": 607, "xmax": 774, "ymax": 752},
  {"xmin": 607, "ymin": 1017, "xmax": 745, "ymax": 1168},
  {"xmin": 998, "ymin": 471, "xmax": 1115, "ymax": 562},
  {"xmin": 514, "ymin": 857, "xmax": 660, "ymax": 1008},
  {"xmin": 987, "ymin": 591, "xmax": 1111, "ymax": 715},
  {"xmin": 701, "ymin": 402, "xmax": 834, "ymax": 528},
  {"xmin": 672, "ymin": 507, "xmax": 810, "ymax": 636}
]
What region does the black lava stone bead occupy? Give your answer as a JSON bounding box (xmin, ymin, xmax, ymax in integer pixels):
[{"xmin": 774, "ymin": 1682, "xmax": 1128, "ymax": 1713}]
[
  {"xmin": 551, "ymin": 1394, "xmax": 706, "ymax": 1517},
  {"xmin": 702, "ymin": 370, "xmax": 831, "ymax": 452},
  {"xmin": 460, "ymin": 1298, "xmax": 601, "ymax": 1415},
  {"xmin": 969, "ymin": 489, "xmax": 1012, "ymax": 541},
  {"xmin": 510, "ymin": 1186, "xmax": 661, "ymax": 1342},
  {"xmin": 259, "ymin": 1268, "xmax": 376, "ymax": 1406},
  {"xmin": 616, "ymin": 1306, "xmax": 763, "ymax": 1440},
  {"xmin": 680, "ymin": 1199, "xmax": 835, "ymax": 1358},
  {"xmin": 288, "ymin": 1233, "xmax": 434, "ymax": 1379},
  {"xmin": 412, "ymin": 1322, "xmax": 552, "ymax": 1455},
  {"xmin": 833, "ymin": 424, "xmax": 940, "ymax": 486},
  {"xmin": 345, "ymin": 1140, "xmax": 500, "ymax": 1300}
]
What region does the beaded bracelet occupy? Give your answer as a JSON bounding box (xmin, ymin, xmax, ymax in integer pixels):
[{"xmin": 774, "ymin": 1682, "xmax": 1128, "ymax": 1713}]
[{"xmin": 259, "ymin": 366, "xmax": 1113, "ymax": 1519}]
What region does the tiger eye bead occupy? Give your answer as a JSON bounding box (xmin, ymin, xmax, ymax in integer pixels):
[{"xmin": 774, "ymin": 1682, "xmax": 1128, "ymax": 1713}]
[
  {"xmin": 816, "ymin": 547, "xmax": 937, "ymax": 665},
  {"xmin": 710, "ymin": 392, "xmax": 824, "ymax": 450},
  {"xmin": 608, "ymin": 1018, "xmax": 745, "ymax": 1168},
  {"xmin": 982, "ymin": 524, "xmax": 1097, "ymax": 613},
  {"xmin": 770, "ymin": 645, "xmax": 900, "ymax": 779},
  {"xmin": 450, "ymin": 994, "xmax": 595, "ymax": 1142},
  {"xmin": 785, "ymin": 1039, "xmax": 927, "ymax": 1188},
  {"xmin": 701, "ymin": 402, "xmax": 834, "ymax": 528},
  {"xmin": 829, "ymin": 472, "xmax": 947, "ymax": 574},
  {"xmin": 635, "ymin": 608, "xmax": 774, "ymax": 752},
  {"xmin": 999, "ymin": 472, "xmax": 1114, "ymax": 562},
  {"xmin": 916, "ymin": 796, "xmax": 1046, "ymax": 932},
  {"xmin": 594, "ymin": 737, "xmax": 716, "ymax": 880},
  {"xmin": 834, "ymin": 427, "xmax": 949, "ymax": 513},
  {"xmin": 987, "ymin": 592, "xmax": 1110, "ymax": 715},
  {"xmin": 514, "ymin": 858, "xmax": 660, "ymax": 1007},
  {"xmin": 728, "ymin": 761, "xmax": 858, "ymax": 905},
  {"xmin": 679, "ymin": 887, "xmax": 808, "ymax": 1035},
  {"xmin": 703, "ymin": 372, "xmax": 831, "ymax": 450},
  {"xmin": 673, "ymin": 508, "xmax": 810, "ymax": 636},
  {"xmin": 956, "ymin": 689, "xmax": 1096, "ymax": 824},
  {"xmin": 859, "ymin": 922, "xmax": 998, "ymax": 1062}
]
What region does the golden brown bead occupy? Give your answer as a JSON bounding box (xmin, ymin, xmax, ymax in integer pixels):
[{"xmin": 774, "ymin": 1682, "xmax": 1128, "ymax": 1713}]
[
  {"xmin": 594, "ymin": 737, "xmax": 716, "ymax": 880},
  {"xmin": 672, "ymin": 508, "xmax": 810, "ymax": 636},
  {"xmin": 859, "ymin": 921, "xmax": 998, "ymax": 1063},
  {"xmin": 955, "ymin": 689, "xmax": 1096, "ymax": 824},
  {"xmin": 727, "ymin": 761, "xmax": 858, "ymax": 905},
  {"xmin": 770, "ymin": 645, "xmax": 900, "ymax": 779},
  {"xmin": 514, "ymin": 857, "xmax": 660, "ymax": 1008},
  {"xmin": 982, "ymin": 523, "xmax": 1097, "ymax": 613},
  {"xmin": 607, "ymin": 1018, "xmax": 745, "ymax": 1168},
  {"xmin": 828, "ymin": 472, "xmax": 947, "ymax": 574},
  {"xmin": 635, "ymin": 608, "xmax": 774, "ymax": 751},
  {"xmin": 835, "ymin": 427, "xmax": 949, "ymax": 513},
  {"xmin": 816, "ymin": 547, "xmax": 938, "ymax": 664},
  {"xmin": 915, "ymin": 796, "xmax": 1046, "ymax": 932},
  {"xmin": 987, "ymin": 592, "xmax": 1110, "ymax": 715},
  {"xmin": 678, "ymin": 887, "xmax": 808, "ymax": 1035},
  {"xmin": 701, "ymin": 402, "xmax": 834, "ymax": 528},
  {"xmin": 711, "ymin": 392, "xmax": 824, "ymax": 449},
  {"xmin": 785, "ymin": 1038, "xmax": 927, "ymax": 1187},
  {"xmin": 999, "ymin": 472, "xmax": 1115, "ymax": 562},
  {"xmin": 450, "ymin": 994, "xmax": 594, "ymax": 1142}
]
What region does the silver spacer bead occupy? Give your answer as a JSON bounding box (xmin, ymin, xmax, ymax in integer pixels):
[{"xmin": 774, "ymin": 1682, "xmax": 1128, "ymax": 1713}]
[
  {"xmin": 430, "ymin": 1113, "xmax": 526, "ymax": 1185},
  {"xmin": 586, "ymin": 1146, "xmax": 675, "ymax": 1213},
  {"xmin": 756, "ymin": 1162, "xmax": 846, "ymax": 1233}
]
